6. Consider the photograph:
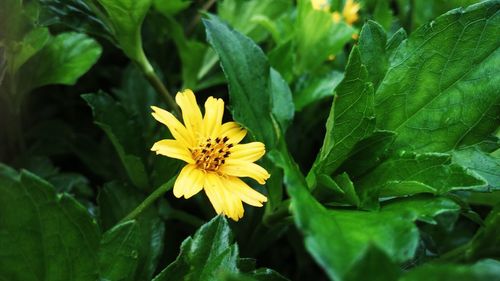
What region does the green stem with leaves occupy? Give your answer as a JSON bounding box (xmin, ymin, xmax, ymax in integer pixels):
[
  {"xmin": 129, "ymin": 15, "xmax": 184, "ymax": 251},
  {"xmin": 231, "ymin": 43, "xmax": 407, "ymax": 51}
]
[{"xmin": 121, "ymin": 176, "xmax": 176, "ymax": 222}]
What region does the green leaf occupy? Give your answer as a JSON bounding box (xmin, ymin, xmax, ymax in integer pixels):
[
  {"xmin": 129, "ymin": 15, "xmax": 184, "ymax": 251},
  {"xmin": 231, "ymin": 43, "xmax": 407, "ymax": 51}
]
[
  {"xmin": 152, "ymin": 216, "xmax": 239, "ymax": 281},
  {"xmin": 97, "ymin": 0, "xmax": 152, "ymax": 64},
  {"xmin": 0, "ymin": 163, "xmax": 100, "ymax": 281},
  {"xmin": 8, "ymin": 27, "xmax": 50, "ymax": 74},
  {"xmin": 337, "ymin": 130, "xmax": 397, "ymax": 179},
  {"xmin": 465, "ymin": 205, "xmax": 500, "ymax": 261},
  {"xmin": 164, "ymin": 16, "xmax": 209, "ymax": 89},
  {"xmin": 295, "ymin": 0, "xmax": 355, "ymax": 74},
  {"xmin": 154, "ymin": 0, "xmax": 191, "ymax": 16},
  {"xmin": 218, "ymin": 0, "xmax": 292, "ymax": 42},
  {"xmin": 373, "ymin": 0, "xmax": 393, "ymax": 30},
  {"xmin": 293, "ymin": 70, "xmax": 344, "ymax": 111},
  {"xmin": 356, "ymin": 152, "xmax": 487, "ymax": 208},
  {"xmin": 270, "ymin": 68, "xmax": 294, "ymax": 131},
  {"xmin": 271, "ymin": 148, "xmax": 462, "ymax": 281},
  {"xmin": 400, "ymin": 259, "xmax": 500, "ymax": 281},
  {"xmin": 385, "ymin": 28, "xmax": 407, "ymax": 57},
  {"xmin": 376, "ymin": 1, "xmax": 500, "ymax": 152},
  {"xmin": 99, "ymin": 220, "xmax": 140, "ymax": 281},
  {"xmin": 453, "ymin": 146, "xmax": 500, "ymax": 190},
  {"xmin": 82, "ymin": 92, "xmax": 150, "ymax": 190},
  {"xmin": 343, "ymin": 246, "xmax": 400, "ymax": 281},
  {"xmin": 20, "ymin": 32, "xmax": 102, "ymax": 91},
  {"xmin": 98, "ymin": 182, "xmax": 165, "ymax": 281},
  {"xmin": 358, "ymin": 20, "xmax": 387, "ymax": 88},
  {"xmin": 204, "ymin": 15, "xmax": 277, "ymax": 147},
  {"xmin": 311, "ymin": 46, "xmax": 375, "ymax": 178},
  {"xmin": 39, "ymin": 0, "xmax": 114, "ymax": 42}
]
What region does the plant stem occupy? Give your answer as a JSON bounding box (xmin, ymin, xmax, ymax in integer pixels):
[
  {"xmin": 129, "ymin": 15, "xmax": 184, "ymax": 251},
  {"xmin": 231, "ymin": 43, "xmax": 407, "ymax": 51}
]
[
  {"xmin": 121, "ymin": 176, "xmax": 176, "ymax": 222},
  {"xmin": 143, "ymin": 68, "xmax": 180, "ymax": 116}
]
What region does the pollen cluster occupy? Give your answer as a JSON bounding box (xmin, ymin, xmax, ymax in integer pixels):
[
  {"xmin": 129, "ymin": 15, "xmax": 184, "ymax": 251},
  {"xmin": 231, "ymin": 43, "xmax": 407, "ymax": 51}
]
[{"xmin": 192, "ymin": 136, "xmax": 233, "ymax": 171}]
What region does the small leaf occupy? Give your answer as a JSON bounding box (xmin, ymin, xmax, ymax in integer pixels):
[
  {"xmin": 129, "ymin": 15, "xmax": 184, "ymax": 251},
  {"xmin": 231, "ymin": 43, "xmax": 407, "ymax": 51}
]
[
  {"xmin": 21, "ymin": 32, "xmax": 102, "ymax": 91},
  {"xmin": 152, "ymin": 216, "xmax": 239, "ymax": 281},
  {"xmin": 293, "ymin": 70, "xmax": 344, "ymax": 111},
  {"xmin": 154, "ymin": 0, "xmax": 191, "ymax": 16},
  {"xmin": 218, "ymin": 0, "xmax": 292, "ymax": 42},
  {"xmin": 98, "ymin": 182, "xmax": 165, "ymax": 281},
  {"xmin": 295, "ymin": 0, "xmax": 355, "ymax": 74},
  {"xmin": 0, "ymin": 164, "xmax": 100, "ymax": 281},
  {"xmin": 8, "ymin": 27, "xmax": 50, "ymax": 74},
  {"xmin": 82, "ymin": 92, "xmax": 150, "ymax": 190},
  {"xmin": 99, "ymin": 220, "xmax": 140, "ymax": 281},
  {"xmin": 453, "ymin": 146, "xmax": 500, "ymax": 190},
  {"xmin": 97, "ymin": 0, "xmax": 152, "ymax": 63},
  {"xmin": 204, "ymin": 15, "xmax": 277, "ymax": 147},
  {"xmin": 358, "ymin": 20, "xmax": 388, "ymax": 88},
  {"xmin": 465, "ymin": 205, "xmax": 500, "ymax": 261}
]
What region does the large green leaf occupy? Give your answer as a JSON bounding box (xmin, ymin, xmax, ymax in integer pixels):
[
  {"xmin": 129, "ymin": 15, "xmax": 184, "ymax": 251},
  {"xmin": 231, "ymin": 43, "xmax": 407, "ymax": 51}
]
[
  {"xmin": 98, "ymin": 182, "xmax": 165, "ymax": 281},
  {"xmin": 376, "ymin": 1, "xmax": 500, "ymax": 152},
  {"xmin": 204, "ymin": 15, "xmax": 277, "ymax": 147},
  {"xmin": 356, "ymin": 152, "xmax": 487, "ymax": 208},
  {"xmin": 99, "ymin": 220, "xmax": 140, "ymax": 281},
  {"xmin": 310, "ymin": 46, "xmax": 375, "ymax": 180},
  {"xmin": 20, "ymin": 32, "xmax": 101, "ymax": 91},
  {"xmin": 270, "ymin": 147, "xmax": 461, "ymax": 281},
  {"xmin": 0, "ymin": 164, "xmax": 100, "ymax": 281},
  {"xmin": 97, "ymin": 0, "xmax": 152, "ymax": 65},
  {"xmin": 400, "ymin": 259, "xmax": 500, "ymax": 281},
  {"xmin": 82, "ymin": 92, "xmax": 150, "ymax": 190},
  {"xmin": 152, "ymin": 216, "xmax": 239, "ymax": 281}
]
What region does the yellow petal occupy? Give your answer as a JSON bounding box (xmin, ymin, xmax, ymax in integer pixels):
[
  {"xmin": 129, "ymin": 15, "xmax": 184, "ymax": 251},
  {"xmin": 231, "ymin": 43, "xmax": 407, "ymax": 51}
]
[
  {"xmin": 215, "ymin": 175, "xmax": 244, "ymax": 221},
  {"xmin": 230, "ymin": 142, "xmax": 265, "ymax": 162},
  {"xmin": 151, "ymin": 139, "xmax": 194, "ymax": 164},
  {"xmin": 175, "ymin": 89, "xmax": 203, "ymax": 133},
  {"xmin": 219, "ymin": 121, "xmax": 247, "ymax": 144},
  {"xmin": 204, "ymin": 173, "xmax": 224, "ymax": 214},
  {"xmin": 151, "ymin": 106, "xmax": 194, "ymax": 146},
  {"xmin": 203, "ymin": 97, "xmax": 224, "ymax": 138},
  {"xmin": 173, "ymin": 164, "xmax": 204, "ymax": 198},
  {"xmin": 220, "ymin": 160, "xmax": 270, "ymax": 185},
  {"xmin": 204, "ymin": 173, "xmax": 244, "ymax": 221},
  {"xmin": 226, "ymin": 176, "xmax": 267, "ymax": 207}
]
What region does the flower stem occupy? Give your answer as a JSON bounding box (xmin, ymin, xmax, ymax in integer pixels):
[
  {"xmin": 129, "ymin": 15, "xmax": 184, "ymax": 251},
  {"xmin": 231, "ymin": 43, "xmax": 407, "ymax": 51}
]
[
  {"xmin": 121, "ymin": 176, "xmax": 176, "ymax": 222},
  {"xmin": 143, "ymin": 67, "xmax": 180, "ymax": 116}
]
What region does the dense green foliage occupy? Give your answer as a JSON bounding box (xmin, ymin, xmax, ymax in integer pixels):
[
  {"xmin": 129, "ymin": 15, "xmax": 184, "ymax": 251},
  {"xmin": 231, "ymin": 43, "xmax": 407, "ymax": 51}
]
[{"xmin": 0, "ymin": 0, "xmax": 499, "ymax": 280}]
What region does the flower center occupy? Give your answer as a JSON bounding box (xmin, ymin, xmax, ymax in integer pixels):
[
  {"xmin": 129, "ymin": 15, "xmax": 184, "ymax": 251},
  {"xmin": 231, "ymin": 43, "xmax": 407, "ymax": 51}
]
[{"xmin": 192, "ymin": 136, "xmax": 233, "ymax": 171}]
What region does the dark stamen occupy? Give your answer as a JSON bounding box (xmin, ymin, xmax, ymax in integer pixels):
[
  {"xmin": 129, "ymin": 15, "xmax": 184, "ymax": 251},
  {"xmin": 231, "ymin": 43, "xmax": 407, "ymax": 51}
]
[
  {"xmin": 228, "ymin": 144, "xmax": 234, "ymax": 148},
  {"xmin": 215, "ymin": 137, "xmax": 221, "ymax": 143},
  {"xmin": 222, "ymin": 136, "xmax": 229, "ymax": 143}
]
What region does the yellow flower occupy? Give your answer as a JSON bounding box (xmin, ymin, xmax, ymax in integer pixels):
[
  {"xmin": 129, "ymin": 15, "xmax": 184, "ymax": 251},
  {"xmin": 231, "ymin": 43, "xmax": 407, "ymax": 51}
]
[
  {"xmin": 150, "ymin": 89, "xmax": 269, "ymax": 221},
  {"xmin": 342, "ymin": 0, "xmax": 360, "ymax": 25}
]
